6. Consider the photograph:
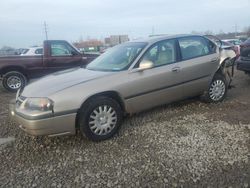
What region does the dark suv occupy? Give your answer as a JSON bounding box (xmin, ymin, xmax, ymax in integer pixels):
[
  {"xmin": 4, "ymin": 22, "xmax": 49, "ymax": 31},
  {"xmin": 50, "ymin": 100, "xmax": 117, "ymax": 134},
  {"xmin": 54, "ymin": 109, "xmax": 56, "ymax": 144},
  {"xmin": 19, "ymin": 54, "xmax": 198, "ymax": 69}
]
[{"xmin": 237, "ymin": 38, "xmax": 250, "ymax": 75}]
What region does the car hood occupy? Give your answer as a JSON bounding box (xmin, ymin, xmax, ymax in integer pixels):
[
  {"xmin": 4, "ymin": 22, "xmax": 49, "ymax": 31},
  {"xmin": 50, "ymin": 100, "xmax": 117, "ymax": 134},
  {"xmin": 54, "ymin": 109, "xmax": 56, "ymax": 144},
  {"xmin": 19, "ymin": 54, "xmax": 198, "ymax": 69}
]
[{"xmin": 21, "ymin": 68, "xmax": 113, "ymax": 97}]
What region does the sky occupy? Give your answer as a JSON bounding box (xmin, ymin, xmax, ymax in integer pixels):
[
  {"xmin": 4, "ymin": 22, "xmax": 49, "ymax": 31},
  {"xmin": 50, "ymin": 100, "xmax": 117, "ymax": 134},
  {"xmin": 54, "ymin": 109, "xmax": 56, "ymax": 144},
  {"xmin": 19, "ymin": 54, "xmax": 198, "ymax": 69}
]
[{"xmin": 0, "ymin": 0, "xmax": 250, "ymax": 48}]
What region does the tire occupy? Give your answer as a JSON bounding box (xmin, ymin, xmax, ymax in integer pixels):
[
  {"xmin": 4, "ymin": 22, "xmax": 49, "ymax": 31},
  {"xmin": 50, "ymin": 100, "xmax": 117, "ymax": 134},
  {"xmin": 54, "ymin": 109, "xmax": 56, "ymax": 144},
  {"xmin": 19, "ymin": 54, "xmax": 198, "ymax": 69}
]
[
  {"xmin": 78, "ymin": 96, "xmax": 123, "ymax": 142},
  {"xmin": 202, "ymin": 74, "xmax": 227, "ymax": 103},
  {"xmin": 2, "ymin": 71, "xmax": 27, "ymax": 92}
]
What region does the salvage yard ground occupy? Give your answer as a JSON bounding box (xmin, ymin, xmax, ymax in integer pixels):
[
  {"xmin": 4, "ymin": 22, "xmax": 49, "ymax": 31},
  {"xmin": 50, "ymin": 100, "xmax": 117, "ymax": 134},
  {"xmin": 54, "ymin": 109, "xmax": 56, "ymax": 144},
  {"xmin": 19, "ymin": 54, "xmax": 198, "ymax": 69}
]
[{"xmin": 0, "ymin": 70, "xmax": 249, "ymax": 187}]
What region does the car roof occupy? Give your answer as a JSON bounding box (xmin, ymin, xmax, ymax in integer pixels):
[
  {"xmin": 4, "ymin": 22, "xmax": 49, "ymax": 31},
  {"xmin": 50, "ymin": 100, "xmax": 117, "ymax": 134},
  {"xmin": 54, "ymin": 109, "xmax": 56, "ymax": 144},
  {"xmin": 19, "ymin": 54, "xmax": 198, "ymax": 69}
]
[{"xmin": 131, "ymin": 34, "xmax": 204, "ymax": 44}]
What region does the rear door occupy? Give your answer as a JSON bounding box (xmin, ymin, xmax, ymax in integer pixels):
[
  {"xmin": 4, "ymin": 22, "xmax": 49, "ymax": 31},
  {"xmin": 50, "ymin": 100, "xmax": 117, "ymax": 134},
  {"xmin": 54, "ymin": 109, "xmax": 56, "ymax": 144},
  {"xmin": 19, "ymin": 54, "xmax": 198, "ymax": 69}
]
[
  {"xmin": 45, "ymin": 41, "xmax": 84, "ymax": 73},
  {"xmin": 176, "ymin": 36, "xmax": 219, "ymax": 97},
  {"xmin": 123, "ymin": 39, "xmax": 185, "ymax": 113}
]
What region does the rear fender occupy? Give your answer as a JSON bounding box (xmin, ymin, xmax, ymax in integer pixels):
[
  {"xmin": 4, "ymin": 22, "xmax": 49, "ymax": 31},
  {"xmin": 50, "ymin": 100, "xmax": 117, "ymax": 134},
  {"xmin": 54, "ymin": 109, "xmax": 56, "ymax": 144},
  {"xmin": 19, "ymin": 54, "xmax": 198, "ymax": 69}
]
[
  {"xmin": 216, "ymin": 58, "xmax": 235, "ymax": 87},
  {"xmin": 220, "ymin": 48, "xmax": 236, "ymax": 65}
]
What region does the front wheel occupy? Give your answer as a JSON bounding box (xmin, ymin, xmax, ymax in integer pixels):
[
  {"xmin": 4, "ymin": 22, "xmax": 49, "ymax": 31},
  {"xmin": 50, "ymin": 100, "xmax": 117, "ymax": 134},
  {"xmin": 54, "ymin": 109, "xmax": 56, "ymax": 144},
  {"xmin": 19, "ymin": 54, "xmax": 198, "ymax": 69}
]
[
  {"xmin": 78, "ymin": 96, "xmax": 123, "ymax": 142},
  {"xmin": 202, "ymin": 74, "xmax": 227, "ymax": 103},
  {"xmin": 2, "ymin": 71, "xmax": 27, "ymax": 92}
]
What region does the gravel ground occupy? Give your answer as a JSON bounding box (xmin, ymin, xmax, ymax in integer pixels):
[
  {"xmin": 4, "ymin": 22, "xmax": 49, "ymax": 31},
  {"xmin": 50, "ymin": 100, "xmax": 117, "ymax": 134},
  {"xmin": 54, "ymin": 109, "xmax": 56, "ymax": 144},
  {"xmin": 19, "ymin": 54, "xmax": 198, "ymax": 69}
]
[{"xmin": 0, "ymin": 70, "xmax": 249, "ymax": 187}]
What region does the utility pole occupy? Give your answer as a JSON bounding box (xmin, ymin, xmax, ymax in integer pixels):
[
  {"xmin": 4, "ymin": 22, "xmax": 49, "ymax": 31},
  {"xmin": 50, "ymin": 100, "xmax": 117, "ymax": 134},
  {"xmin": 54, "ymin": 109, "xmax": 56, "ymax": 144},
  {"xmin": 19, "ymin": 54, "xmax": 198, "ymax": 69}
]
[
  {"xmin": 151, "ymin": 26, "xmax": 155, "ymax": 36},
  {"xmin": 234, "ymin": 23, "xmax": 238, "ymax": 38},
  {"xmin": 44, "ymin": 21, "xmax": 48, "ymax": 40}
]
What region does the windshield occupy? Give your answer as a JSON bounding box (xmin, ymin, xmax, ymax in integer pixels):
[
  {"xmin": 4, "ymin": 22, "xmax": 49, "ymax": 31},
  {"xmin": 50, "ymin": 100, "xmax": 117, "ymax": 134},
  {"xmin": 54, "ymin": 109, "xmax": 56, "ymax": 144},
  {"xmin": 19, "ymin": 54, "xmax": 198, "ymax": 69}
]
[{"xmin": 86, "ymin": 42, "xmax": 147, "ymax": 71}]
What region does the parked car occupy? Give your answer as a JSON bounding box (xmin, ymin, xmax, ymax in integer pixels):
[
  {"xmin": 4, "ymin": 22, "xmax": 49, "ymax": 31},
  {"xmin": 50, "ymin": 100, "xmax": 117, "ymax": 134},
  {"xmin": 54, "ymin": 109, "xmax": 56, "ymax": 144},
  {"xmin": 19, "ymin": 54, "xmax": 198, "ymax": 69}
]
[
  {"xmin": 20, "ymin": 47, "xmax": 43, "ymax": 56},
  {"xmin": 0, "ymin": 40, "xmax": 98, "ymax": 92},
  {"xmin": 222, "ymin": 39, "xmax": 241, "ymax": 57},
  {"xmin": 237, "ymin": 38, "xmax": 250, "ymax": 75},
  {"xmin": 10, "ymin": 34, "xmax": 234, "ymax": 141},
  {"xmin": 223, "ymin": 39, "xmax": 241, "ymax": 46}
]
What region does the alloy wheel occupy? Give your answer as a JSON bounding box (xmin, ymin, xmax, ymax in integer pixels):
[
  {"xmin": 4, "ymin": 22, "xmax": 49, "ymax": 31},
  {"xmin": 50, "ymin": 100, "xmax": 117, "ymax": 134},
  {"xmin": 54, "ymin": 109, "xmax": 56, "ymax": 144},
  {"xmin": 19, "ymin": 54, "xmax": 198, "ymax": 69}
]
[
  {"xmin": 6, "ymin": 76, "xmax": 22, "ymax": 89},
  {"xmin": 88, "ymin": 105, "xmax": 117, "ymax": 136},
  {"xmin": 209, "ymin": 80, "xmax": 226, "ymax": 101}
]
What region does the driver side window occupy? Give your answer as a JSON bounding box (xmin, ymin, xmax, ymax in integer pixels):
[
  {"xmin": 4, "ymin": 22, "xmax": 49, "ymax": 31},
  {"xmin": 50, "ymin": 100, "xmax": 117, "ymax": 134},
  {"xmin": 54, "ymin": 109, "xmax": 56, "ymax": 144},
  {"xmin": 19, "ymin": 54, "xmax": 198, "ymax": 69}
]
[
  {"xmin": 142, "ymin": 39, "xmax": 176, "ymax": 67},
  {"xmin": 50, "ymin": 42, "xmax": 75, "ymax": 56}
]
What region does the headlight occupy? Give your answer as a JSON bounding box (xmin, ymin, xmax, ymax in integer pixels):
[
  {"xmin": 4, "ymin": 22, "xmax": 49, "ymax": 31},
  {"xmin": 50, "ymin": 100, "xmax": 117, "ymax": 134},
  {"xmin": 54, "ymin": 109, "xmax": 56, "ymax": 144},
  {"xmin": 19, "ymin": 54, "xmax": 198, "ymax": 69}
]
[{"xmin": 21, "ymin": 98, "xmax": 54, "ymax": 112}]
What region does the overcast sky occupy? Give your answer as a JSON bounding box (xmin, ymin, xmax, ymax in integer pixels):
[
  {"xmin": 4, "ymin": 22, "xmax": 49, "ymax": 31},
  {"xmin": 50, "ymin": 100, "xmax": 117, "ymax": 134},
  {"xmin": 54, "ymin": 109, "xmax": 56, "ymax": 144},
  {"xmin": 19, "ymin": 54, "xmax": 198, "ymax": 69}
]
[{"xmin": 0, "ymin": 0, "xmax": 250, "ymax": 48}]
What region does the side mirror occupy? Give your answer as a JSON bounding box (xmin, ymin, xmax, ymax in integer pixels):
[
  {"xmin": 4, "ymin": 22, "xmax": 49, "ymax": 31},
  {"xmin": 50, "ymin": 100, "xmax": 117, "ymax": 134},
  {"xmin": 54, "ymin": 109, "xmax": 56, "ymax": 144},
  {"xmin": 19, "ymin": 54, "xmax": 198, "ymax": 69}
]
[
  {"xmin": 139, "ymin": 60, "xmax": 154, "ymax": 71},
  {"xmin": 129, "ymin": 60, "xmax": 154, "ymax": 73}
]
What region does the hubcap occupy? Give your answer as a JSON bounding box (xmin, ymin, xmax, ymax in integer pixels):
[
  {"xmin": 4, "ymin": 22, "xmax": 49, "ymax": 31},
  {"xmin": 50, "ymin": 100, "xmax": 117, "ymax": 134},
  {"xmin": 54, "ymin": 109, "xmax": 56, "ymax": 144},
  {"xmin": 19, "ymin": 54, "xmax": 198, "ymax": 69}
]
[
  {"xmin": 89, "ymin": 105, "xmax": 117, "ymax": 136},
  {"xmin": 209, "ymin": 80, "xmax": 226, "ymax": 101},
  {"xmin": 7, "ymin": 76, "xmax": 22, "ymax": 89}
]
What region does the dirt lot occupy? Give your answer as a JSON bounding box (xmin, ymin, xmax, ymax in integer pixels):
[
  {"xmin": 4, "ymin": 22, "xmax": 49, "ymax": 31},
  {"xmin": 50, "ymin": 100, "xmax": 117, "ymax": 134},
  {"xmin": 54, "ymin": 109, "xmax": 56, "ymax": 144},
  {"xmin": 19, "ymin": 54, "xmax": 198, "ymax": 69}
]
[{"xmin": 0, "ymin": 70, "xmax": 249, "ymax": 188}]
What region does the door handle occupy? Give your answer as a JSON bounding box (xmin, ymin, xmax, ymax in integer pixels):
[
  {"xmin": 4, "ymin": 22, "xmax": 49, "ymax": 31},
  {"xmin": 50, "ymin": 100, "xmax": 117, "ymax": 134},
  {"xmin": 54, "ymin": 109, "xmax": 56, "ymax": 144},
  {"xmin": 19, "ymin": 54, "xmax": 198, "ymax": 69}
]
[{"xmin": 172, "ymin": 67, "xmax": 181, "ymax": 72}]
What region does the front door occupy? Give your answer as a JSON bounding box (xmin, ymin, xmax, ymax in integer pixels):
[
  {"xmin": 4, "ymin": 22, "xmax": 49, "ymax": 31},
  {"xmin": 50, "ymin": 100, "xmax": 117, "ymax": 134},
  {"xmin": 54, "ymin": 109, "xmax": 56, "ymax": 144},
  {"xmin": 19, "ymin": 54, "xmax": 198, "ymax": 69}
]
[
  {"xmin": 45, "ymin": 41, "xmax": 83, "ymax": 74},
  {"xmin": 123, "ymin": 39, "xmax": 184, "ymax": 113}
]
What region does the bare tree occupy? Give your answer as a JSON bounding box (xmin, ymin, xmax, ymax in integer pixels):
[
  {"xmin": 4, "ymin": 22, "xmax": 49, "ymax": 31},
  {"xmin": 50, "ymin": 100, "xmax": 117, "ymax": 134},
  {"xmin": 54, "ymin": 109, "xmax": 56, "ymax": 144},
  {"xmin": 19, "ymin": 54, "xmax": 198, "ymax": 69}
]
[
  {"xmin": 204, "ymin": 30, "xmax": 214, "ymax": 35},
  {"xmin": 73, "ymin": 39, "xmax": 104, "ymax": 48},
  {"xmin": 191, "ymin": 31, "xmax": 200, "ymax": 35}
]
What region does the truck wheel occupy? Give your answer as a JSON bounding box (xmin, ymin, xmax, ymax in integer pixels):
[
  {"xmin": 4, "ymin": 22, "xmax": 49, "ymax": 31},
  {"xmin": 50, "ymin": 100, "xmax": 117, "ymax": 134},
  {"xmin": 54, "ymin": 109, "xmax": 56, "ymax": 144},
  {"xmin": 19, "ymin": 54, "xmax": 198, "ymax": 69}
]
[
  {"xmin": 201, "ymin": 74, "xmax": 227, "ymax": 103},
  {"xmin": 2, "ymin": 71, "xmax": 27, "ymax": 92},
  {"xmin": 78, "ymin": 96, "xmax": 123, "ymax": 142}
]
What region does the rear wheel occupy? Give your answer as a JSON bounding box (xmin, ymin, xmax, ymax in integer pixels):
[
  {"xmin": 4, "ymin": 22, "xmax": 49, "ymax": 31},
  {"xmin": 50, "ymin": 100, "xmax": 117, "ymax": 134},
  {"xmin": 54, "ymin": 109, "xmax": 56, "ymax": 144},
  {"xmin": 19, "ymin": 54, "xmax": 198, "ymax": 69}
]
[
  {"xmin": 78, "ymin": 96, "xmax": 123, "ymax": 141},
  {"xmin": 202, "ymin": 74, "xmax": 227, "ymax": 103},
  {"xmin": 2, "ymin": 71, "xmax": 27, "ymax": 92}
]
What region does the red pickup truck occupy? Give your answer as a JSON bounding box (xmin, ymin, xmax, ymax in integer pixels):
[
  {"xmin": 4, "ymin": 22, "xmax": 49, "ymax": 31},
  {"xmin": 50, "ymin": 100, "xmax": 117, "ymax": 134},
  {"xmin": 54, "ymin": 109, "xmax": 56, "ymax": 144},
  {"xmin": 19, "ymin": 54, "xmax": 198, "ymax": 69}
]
[{"xmin": 0, "ymin": 40, "xmax": 98, "ymax": 92}]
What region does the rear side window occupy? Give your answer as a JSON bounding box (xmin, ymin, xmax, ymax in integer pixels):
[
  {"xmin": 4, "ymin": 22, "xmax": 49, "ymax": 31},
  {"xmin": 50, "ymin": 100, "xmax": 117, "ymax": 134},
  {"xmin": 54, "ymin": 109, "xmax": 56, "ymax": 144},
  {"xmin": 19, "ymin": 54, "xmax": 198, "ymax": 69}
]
[
  {"xmin": 178, "ymin": 36, "xmax": 213, "ymax": 60},
  {"xmin": 35, "ymin": 48, "xmax": 43, "ymax": 55}
]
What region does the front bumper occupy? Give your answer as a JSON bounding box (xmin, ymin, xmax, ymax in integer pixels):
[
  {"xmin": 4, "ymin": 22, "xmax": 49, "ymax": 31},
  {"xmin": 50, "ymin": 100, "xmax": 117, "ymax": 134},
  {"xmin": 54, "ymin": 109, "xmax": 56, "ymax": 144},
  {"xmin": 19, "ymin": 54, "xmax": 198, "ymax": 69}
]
[
  {"xmin": 236, "ymin": 58, "xmax": 250, "ymax": 72},
  {"xmin": 9, "ymin": 101, "xmax": 77, "ymax": 136}
]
